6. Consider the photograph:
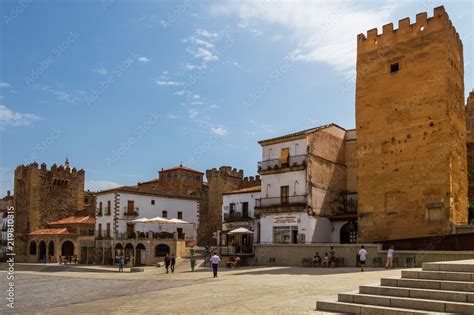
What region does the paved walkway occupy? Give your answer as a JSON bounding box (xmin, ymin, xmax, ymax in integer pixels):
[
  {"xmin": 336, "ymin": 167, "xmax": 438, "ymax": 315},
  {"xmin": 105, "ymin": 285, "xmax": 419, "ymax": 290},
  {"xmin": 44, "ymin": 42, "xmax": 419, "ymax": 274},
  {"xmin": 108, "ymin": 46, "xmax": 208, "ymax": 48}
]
[{"xmin": 0, "ymin": 262, "xmax": 402, "ymax": 314}]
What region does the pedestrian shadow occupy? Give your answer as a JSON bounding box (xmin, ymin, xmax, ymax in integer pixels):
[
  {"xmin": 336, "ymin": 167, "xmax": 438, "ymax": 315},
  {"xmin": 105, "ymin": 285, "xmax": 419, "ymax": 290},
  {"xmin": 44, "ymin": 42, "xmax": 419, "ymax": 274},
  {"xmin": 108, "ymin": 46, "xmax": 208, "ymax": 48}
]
[{"xmin": 226, "ymin": 266, "xmax": 394, "ymax": 276}]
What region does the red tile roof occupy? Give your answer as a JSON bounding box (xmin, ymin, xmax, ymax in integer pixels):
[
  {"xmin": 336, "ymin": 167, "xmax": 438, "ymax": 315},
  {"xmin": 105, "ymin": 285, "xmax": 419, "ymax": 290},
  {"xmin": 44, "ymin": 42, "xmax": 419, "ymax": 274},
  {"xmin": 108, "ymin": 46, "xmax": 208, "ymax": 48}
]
[
  {"xmin": 223, "ymin": 185, "xmax": 261, "ymax": 195},
  {"xmin": 48, "ymin": 216, "xmax": 95, "ymax": 225},
  {"xmin": 29, "ymin": 228, "xmax": 75, "ymax": 235},
  {"xmin": 160, "ymin": 164, "xmax": 204, "ymax": 174}
]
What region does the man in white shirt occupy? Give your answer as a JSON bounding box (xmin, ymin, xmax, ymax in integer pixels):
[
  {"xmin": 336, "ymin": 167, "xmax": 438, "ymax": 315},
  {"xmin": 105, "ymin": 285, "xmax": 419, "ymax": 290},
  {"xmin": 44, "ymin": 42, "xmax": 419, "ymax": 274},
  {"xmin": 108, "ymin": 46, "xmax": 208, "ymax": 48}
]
[
  {"xmin": 386, "ymin": 246, "xmax": 394, "ymax": 269},
  {"xmin": 210, "ymin": 252, "xmax": 221, "ymax": 278},
  {"xmin": 358, "ymin": 245, "xmax": 368, "ymax": 272}
]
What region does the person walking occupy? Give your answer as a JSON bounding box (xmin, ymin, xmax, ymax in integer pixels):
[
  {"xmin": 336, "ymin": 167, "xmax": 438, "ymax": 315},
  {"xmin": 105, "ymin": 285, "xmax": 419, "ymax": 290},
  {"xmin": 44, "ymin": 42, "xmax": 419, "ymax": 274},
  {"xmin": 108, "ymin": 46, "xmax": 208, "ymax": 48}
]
[
  {"xmin": 386, "ymin": 246, "xmax": 394, "ymax": 269},
  {"xmin": 164, "ymin": 254, "xmax": 171, "ymax": 274},
  {"xmin": 210, "ymin": 252, "xmax": 221, "ymax": 278},
  {"xmin": 170, "ymin": 254, "xmax": 176, "ymax": 273},
  {"xmin": 329, "ymin": 247, "xmax": 336, "ymax": 268},
  {"xmin": 190, "ymin": 246, "xmax": 196, "ymax": 272},
  {"xmin": 118, "ymin": 256, "xmax": 124, "ymax": 272},
  {"xmin": 359, "ymin": 245, "xmax": 368, "ymax": 272}
]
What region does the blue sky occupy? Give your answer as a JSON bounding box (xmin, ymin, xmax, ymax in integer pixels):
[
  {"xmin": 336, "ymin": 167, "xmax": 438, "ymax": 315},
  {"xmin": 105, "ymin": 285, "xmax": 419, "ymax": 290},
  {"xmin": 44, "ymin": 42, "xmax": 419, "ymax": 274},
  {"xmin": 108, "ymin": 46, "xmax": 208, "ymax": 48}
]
[{"xmin": 0, "ymin": 0, "xmax": 473, "ymax": 194}]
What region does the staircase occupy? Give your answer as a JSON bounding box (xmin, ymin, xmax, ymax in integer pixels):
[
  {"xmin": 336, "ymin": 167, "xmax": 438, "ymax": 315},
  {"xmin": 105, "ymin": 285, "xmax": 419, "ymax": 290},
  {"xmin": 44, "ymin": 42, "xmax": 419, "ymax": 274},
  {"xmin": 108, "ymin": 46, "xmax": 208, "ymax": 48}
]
[{"xmin": 317, "ymin": 259, "xmax": 474, "ymax": 314}]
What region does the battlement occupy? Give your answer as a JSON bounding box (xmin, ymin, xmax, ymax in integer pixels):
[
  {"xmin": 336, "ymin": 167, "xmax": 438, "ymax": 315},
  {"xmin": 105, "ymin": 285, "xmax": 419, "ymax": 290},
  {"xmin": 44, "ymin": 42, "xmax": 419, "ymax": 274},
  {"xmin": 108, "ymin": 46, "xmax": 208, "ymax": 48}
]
[
  {"xmin": 15, "ymin": 161, "xmax": 85, "ymax": 178},
  {"xmin": 242, "ymin": 175, "xmax": 261, "ymax": 188},
  {"xmin": 206, "ymin": 166, "xmax": 244, "ymax": 179},
  {"xmin": 468, "ymin": 90, "xmax": 474, "ymax": 104},
  {"xmin": 357, "ymin": 6, "xmax": 462, "ymax": 54}
]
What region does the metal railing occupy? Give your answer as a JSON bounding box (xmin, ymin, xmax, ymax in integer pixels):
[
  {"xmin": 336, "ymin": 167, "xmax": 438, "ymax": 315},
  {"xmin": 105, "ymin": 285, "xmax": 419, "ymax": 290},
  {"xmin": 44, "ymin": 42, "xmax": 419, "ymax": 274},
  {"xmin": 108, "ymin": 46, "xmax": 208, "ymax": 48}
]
[
  {"xmin": 255, "ymin": 195, "xmax": 307, "ymax": 207},
  {"xmin": 258, "ymin": 154, "xmax": 307, "ymax": 170},
  {"xmin": 223, "ymin": 212, "xmax": 252, "ymax": 222},
  {"xmin": 123, "ymin": 207, "xmax": 139, "ymax": 216}
]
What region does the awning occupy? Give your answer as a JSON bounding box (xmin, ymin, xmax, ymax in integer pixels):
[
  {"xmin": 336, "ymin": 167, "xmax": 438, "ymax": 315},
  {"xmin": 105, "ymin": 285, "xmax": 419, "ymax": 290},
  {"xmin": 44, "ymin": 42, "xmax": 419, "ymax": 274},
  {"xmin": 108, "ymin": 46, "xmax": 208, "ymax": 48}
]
[
  {"xmin": 146, "ymin": 216, "xmax": 172, "ymax": 224},
  {"xmin": 228, "ymin": 227, "xmax": 253, "ymax": 235},
  {"xmin": 167, "ymin": 218, "xmax": 191, "ymax": 224},
  {"xmin": 279, "ymin": 147, "xmax": 289, "ymax": 164},
  {"xmin": 131, "ymin": 218, "xmax": 151, "ymax": 223}
]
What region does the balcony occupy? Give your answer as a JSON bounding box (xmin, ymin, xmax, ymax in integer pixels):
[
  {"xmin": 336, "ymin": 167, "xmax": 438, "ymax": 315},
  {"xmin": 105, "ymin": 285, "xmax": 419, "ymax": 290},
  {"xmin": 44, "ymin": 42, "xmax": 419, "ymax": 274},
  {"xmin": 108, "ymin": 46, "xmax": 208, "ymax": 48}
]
[
  {"xmin": 123, "ymin": 207, "xmax": 139, "ymax": 217},
  {"xmin": 223, "ymin": 212, "xmax": 252, "ymax": 222},
  {"xmin": 95, "ymin": 230, "xmax": 111, "ymax": 240},
  {"xmin": 255, "ymin": 195, "xmax": 307, "ymax": 215},
  {"xmin": 258, "ymin": 155, "xmax": 307, "ymax": 174}
]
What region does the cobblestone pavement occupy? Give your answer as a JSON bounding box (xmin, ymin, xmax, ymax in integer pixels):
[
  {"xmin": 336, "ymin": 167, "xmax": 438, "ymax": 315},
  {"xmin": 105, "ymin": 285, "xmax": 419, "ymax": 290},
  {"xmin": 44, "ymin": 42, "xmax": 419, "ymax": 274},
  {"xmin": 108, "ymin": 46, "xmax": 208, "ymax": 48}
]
[{"xmin": 0, "ymin": 262, "xmax": 401, "ymax": 315}]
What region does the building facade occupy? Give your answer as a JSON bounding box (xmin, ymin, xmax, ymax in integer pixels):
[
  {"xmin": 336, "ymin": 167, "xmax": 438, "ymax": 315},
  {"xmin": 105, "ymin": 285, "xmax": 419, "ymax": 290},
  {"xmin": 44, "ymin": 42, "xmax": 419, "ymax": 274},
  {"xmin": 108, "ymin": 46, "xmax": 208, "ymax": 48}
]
[
  {"xmin": 13, "ymin": 161, "xmax": 85, "ymax": 261},
  {"xmin": 356, "ymin": 6, "xmax": 468, "ymax": 242},
  {"xmin": 94, "ymin": 187, "xmax": 198, "ymax": 265},
  {"xmin": 0, "ymin": 191, "xmax": 14, "ymax": 259},
  {"xmin": 256, "ymin": 124, "xmax": 357, "ymax": 244}
]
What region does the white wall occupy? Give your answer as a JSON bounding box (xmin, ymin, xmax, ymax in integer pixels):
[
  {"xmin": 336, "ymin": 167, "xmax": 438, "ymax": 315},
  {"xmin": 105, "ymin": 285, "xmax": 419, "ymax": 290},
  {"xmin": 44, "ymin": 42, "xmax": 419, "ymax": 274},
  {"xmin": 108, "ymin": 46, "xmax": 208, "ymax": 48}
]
[
  {"xmin": 259, "ymin": 213, "xmax": 332, "ymax": 244},
  {"xmin": 222, "ymin": 191, "xmax": 261, "ymax": 220},
  {"xmin": 95, "ymin": 192, "xmax": 199, "ymax": 240},
  {"xmin": 261, "ymin": 138, "xmax": 307, "ymax": 160},
  {"xmin": 261, "ymin": 170, "xmax": 306, "ymax": 198}
]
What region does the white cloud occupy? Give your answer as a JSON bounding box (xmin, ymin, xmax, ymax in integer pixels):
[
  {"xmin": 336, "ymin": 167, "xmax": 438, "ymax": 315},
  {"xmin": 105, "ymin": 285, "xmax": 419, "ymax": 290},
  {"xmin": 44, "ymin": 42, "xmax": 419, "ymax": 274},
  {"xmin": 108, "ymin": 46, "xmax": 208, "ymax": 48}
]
[
  {"xmin": 196, "ymin": 29, "xmax": 218, "ymax": 38},
  {"xmin": 191, "ymin": 101, "xmax": 203, "ymax": 105},
  {"xmin": 85, "ymin": 180, "xmax": 122, "ymax": 192},
  {"xmin": 155, "ymin": 80, "xmax": 183, "ymax": 86},
  {"xmin": 188, "ymin": 109, "xmax": 199, "ymax": 118},
  {"xmin": 194, "ymin": 47, "xmax": 219, "ymax": 62},
  {"xmin": 185, "ymin": 37, "xmax": 215, "ymax": 49},
  {"xmin": 174, "ymin": 90, "xmax": 187, "ymax": 96},
  {"xmin": 211, "ymin": 1, "xmax": 403, "ymax": 77},
  {"xmin": 0, "ymin": 82, "xmax": 11, "ymax": 88},
  {"xmin": 0, "ymin": 105, "xmax": 41, "ymax": 127},
  {"xmin": 35, "ymin": 84, "xmax": 81, "ymax": 103},
  {"xmin": 211, "ymin": 127, "xmax": 228, "ymax": 136},
  {"xmin": 138, "ymin": 56, "xmax": 151, "ymax": 63},
  {"xmin": 193, "ymin": 94, "xmax": 200, "ymax": 99},
  {"xmin": 92, "ymin": 66, "xmax": 108, "ymax": 75},
  {"xmin": 167, "ymin": 113, "xmax": 179, "ymax": 119}
]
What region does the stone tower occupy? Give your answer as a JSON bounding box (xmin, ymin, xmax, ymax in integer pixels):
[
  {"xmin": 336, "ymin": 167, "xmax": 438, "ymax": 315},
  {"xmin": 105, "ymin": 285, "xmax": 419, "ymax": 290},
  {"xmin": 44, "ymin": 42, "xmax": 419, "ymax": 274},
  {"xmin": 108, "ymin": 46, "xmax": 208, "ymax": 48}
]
[
  {"xmin": 356, "ymin": 6, "xmax": 467, "ymax": 242},
  {"xmin": 14, "ymin": 162, "xmax": 85, "ymax": 259},
  {"xmin": 201, "ymin": 166, "xmax": 260, "ymax": 245},
  {"xmin": 466, "ymin": 91, "xmax": 474, "ymax": 203}
]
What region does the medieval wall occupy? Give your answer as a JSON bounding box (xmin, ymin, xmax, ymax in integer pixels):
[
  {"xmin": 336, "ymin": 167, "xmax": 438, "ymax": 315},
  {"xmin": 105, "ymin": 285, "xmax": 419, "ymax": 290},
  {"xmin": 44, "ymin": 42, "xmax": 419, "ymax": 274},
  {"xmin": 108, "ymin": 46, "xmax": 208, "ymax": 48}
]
[
  {"xmin": 465, "ymin": 91, "xmax": 474, "ymax": 204},
  {"xmin": 356, "ymin": 6, "xmax": 468, "ymax": 242},
  {"xmin": 13, "ymin": 162, "xmax": 85, "ymax": 259}
]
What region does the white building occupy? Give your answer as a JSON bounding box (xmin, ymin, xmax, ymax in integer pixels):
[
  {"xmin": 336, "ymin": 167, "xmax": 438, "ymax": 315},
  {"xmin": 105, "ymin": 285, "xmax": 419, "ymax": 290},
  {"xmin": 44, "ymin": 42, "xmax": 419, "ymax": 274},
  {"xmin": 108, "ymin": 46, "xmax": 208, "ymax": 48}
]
[
  {"xmin": 256, "ymin": 124, "xmax": 357, "ymax": 244},
  {"xmin": 95, "ymin": 187, "xmax": 199, "ymax": 241},
  {"xmin": 220, "ymin": 186, "xmax": 260, "ymax": 254}
]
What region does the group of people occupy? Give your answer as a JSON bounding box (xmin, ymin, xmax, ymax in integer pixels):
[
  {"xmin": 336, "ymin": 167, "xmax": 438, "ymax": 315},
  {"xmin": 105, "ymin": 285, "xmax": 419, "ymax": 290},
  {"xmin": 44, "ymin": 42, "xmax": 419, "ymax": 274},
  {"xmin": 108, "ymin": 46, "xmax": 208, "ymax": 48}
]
[
  {"xmin": 311, "ymin": 246, "xmax": 337, "ymax": 268},
  {"xmin": 58, "ymin": 255, "xmax": 78, "ymax": 264},
  {"xmin": 309, "ymin": 245, "xmax": 396, "ymax": 272},
  {"xmin": 225, "ymin": 255, "xmax": 241, "ymax": 268}
]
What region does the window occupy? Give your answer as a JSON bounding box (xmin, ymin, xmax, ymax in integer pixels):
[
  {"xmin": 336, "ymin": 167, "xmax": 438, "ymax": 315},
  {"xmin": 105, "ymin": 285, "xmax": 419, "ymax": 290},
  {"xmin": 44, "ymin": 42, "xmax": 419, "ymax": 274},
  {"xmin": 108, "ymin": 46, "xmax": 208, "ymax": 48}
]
[
  {"xmin": 151, "ymin": 200, "xmax": 155, "ymax": 205},
  {"xmin": 280, "ymin": 186, "xmax": 290, "ymax": 204},
  {"xmin": 229, "ymin": 203, "xmax": 236, "ymax": 213},
  {"xmin": 155, "ymin": 244, "xmax": 170, "ymax": 257},
  {"xmin": 427, "ymin": 206, "xmax": 443, "ymax": 223},
  {"xmin": 127, "ymin": 200, "xmax": 135, "ymax": 215},
  {"xmin": 106, "ymin": 223, "xmax": 111, "ymax": 238},
  {"xmin": 162, "ymin": 210, "xmax": 168, "ymax": 218},
  {"xmin": 279, "ymin": 147, "xmax": 290, "ymax": 165},
  {"xmin": 106, "ymin": 200, "xmax": 111, "ymax": 215},
  {"xmin": 390, "ymin": 62, "xmax": 399, "ymax": 73},
  {"xmin": 98, "ymin": 224, "xmax": 102, "ymax": 239},
  {"xmin": 177, "ymin": 228, "xmax": 183, "ymax": 238},
  {"xmin": 98, "ymin": 202, "xmax": 103, "ymax": 216},
  {"xmin": 29, "ymin": 241, "xmax": 37, "ymax": 255},
  {"xmin": 242, "ymin": 202, "xmax": 249, "ymax": 218},
  {"xmin": 196, "ymin": 175, "xmax": 201, "ymax": 182},
  {"xmin": 177, "ymin": 211, "xmax": 183, "ymax": 220},
  {"xmin": 273, "ymin": 226, "xmax": 298, "ymax": 244}
]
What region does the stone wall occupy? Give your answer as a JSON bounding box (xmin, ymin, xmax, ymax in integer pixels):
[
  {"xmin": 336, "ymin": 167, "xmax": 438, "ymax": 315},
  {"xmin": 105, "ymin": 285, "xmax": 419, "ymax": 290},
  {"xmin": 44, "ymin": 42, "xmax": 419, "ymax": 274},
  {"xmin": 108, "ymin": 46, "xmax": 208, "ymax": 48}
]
[
  {"xmin": 13, "ymin": 162, "xmax": 85, "ymax": 260},
  {"xmin": 356, "ymin": 7, "xmax": 468, "ymax": 242},
  {"xmin": 252, "ymin": 244, "xmax": 474, "ymax": 268},
  {"xmin": 466, "ymin": 91, "xmax": 474, "ymax": 204}
]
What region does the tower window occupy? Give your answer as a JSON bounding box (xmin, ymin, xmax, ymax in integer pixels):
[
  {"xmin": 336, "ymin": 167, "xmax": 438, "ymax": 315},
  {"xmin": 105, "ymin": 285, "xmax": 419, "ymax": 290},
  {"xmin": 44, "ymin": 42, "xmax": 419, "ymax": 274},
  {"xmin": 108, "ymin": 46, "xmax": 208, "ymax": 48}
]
[{"xmin": 390, "ymin": 62, "xmax": 400, "ymax": 73}]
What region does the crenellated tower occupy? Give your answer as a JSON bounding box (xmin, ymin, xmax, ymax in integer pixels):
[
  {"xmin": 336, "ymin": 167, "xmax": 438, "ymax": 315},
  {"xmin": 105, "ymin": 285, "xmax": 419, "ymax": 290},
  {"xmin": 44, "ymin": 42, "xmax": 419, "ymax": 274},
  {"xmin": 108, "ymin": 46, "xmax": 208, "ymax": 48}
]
[
  {"xmin": 13, "ymin": 161, "xmax": 85, "ymax": 259},
  {"xmin": 356, "ymin": 6, "xmax": 467, "ymax": 241}
]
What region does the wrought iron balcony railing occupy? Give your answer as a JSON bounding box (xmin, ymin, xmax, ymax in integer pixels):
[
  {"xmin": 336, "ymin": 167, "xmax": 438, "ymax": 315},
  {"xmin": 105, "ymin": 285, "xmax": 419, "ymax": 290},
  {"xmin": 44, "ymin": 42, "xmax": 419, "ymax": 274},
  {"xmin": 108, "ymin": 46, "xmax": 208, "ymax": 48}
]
[
  {"xmin": 123, "ymin": 207, "xmax": 139, "ymax": 216},
  {"xmin": 258, "ymin": 154, "xmax": 307, "ymax": 171},
  {"xmin": 255, "ymin": 195, "xmax": 307, "ymax": 208}
]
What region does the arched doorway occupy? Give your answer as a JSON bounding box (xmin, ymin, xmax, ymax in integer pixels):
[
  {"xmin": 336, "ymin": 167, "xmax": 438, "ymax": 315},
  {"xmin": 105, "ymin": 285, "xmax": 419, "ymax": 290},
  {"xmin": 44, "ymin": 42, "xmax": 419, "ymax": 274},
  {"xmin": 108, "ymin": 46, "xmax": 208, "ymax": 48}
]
[
  {"xmin": 135, "ymin": 243, "xmax": 146, "ymax": 266},
  {"xmin": 38, "ymin": 241, "xmax": 47, "ymax": 262},
  {"xmin": 340, "ymin": 221, "xmax": 358, "ymax": 244},
  {"xmin": 155, "ymin": 244, "xmax": 170, "ymax": 257},
  {"xmin": 61, "ymin": 241, "xmax": 75, "ymax": 257},
  {"xmin": 29, "ymin": 241, "xmax": 37, "ymax": 256},
  {"xmin": 124, "ymin": 243, "xmax": 134, "ymax": 263},
  {"xmin": 48, "ymin": 241, "xmax": 55, "ymax": 256}
]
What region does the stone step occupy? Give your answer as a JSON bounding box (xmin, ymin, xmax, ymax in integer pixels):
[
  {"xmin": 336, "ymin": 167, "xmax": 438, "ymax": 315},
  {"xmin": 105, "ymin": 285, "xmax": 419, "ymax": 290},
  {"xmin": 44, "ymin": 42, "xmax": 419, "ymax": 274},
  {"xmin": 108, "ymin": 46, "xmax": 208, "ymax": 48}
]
[
  {"xmin": 360, "ymin": 285, "xmax": 474, "ymax": 303},
  {"xmin": 402, "ymin": 269, "xmax": 474, "ymax": 282},
  {"xmin": 316, "ymin": 300, "xmax": 442, "ymax": 314},
  {"xmin": 423, "ymin": 260, "xmax": 474, "ymax": 273},
  {"xmin": 338, "ymin": 292, "xmax": 474, "ymax": 313},
  {"xmin": 381, "ymin": 277, "xmax": 474, "ymax": 292}
]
